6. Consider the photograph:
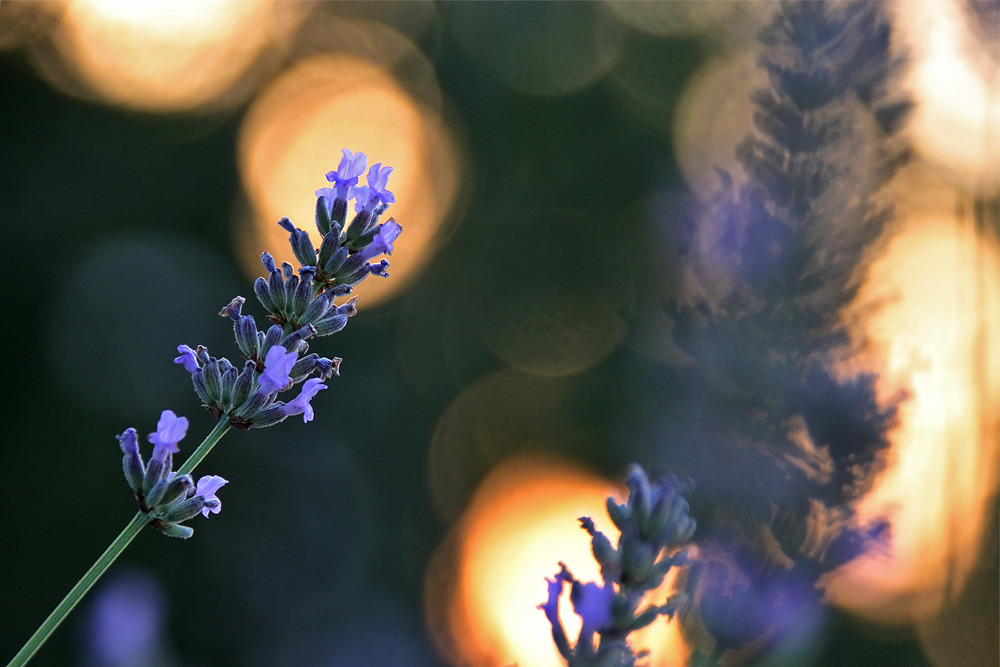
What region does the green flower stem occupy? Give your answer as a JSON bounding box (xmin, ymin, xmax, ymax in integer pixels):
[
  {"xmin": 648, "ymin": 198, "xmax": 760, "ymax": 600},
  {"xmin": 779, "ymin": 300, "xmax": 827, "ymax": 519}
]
[
  {"xmin": 6, "ymin": 417, "xmax": 231, "ymax": 667},
  {"xmin": 5, "ymin": 511, "xmax": 148, "ymax": 667}
]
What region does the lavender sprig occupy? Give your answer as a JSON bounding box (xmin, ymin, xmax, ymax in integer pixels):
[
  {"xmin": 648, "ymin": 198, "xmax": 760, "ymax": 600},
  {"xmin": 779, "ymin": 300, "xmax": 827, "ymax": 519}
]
[
  {"xmin": 8, "ymin": 149, "xmax": 402, "ymax": 667},
  {"xmin": 541, "ymin": 466, "xmax": 696, "ymax": 667}
]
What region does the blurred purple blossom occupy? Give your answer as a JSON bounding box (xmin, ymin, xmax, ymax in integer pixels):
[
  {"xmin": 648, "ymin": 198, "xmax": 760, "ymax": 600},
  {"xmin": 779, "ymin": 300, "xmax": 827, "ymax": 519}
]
[{"xmin": 82, "ymin": 568, "xmax": 167, "ymax": 667}]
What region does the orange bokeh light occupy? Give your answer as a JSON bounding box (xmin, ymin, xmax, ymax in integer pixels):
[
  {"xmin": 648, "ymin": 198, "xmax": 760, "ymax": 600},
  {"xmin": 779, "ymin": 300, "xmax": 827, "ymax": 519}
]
[
  {"xmin": 39, "ymin": 0, "xmax": 298, "ymax": 112},
  {"xmin": 893, "ymin": 0, "xmax": 999, "ymax": 195},
  {"xmin": 428, "ymin": 455, "xmax": 691, "ymax": 667},
  {"xmin": 826, "ymin": 170, "xmax": 1000, "ymax": 621},
  {"xmin": 237, "ymin": 53, "xmax": 459, "ymax": 307}
]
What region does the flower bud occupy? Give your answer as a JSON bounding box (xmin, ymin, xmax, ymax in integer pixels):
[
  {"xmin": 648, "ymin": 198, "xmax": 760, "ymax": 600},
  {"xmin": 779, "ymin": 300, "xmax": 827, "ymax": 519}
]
[
  {"xmin": 606, "ymin": 497, "xmax": 630, "ymax": 531},
  {"xmin": 254, "ymin": 276, "xmax": 277, "ymax": 314},
  {"xmin": 231, "ymin": 361, "xmax": 255, "ymax": 409},
  {"xmin": 292, "ymin": 270, "xmax": 312, "ymax": 315},
  {"xmin": 621, "ymin": 539, "xmax": 657, "ymax": 581},
  {"xmin": 157, "ymin": 473, "xmax": 194, "ymax": 508},
  {"xmin": 234, "ymin": 315, "xmax": 259, "ymax": 358},
  {"xmin": 116, "ymin": 428, "xmax": 145, "ymax": 494},
  {"xmin": 321, "ymin": 245, "xmax": 349, "ymax": 278},
  {"xmin": 153, "ymin": 520, "xmax": 194, "ymax": 539},
  {"xmin": 202, "ymin": 359, "xmax": 222, "ymax": 405},
  {"xmin": 159, "ymin": 496, "xmax": 208, "ymax": 523},
  {"xmin": 279, "ymin": 218, "xmax": 317, "ymax": 269},
  {"xmin": 142, "ymin": 453, "xmax": 171, "ymax": 496},
  {"xmin": 316, "ymin": 195, "xmax": 334, "ymax": 236},
  {"xmin": 313, "ymin": 313, "xmax": 348, "ymax": 336},
  {"xmin": 267, "ymin": 267, "xmax": 286, "ymax": 312}
]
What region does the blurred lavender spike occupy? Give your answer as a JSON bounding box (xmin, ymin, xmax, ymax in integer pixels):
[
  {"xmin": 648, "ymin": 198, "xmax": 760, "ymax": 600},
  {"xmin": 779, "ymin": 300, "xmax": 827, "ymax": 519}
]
[{"xmin": 664, "ymin": 0, "xmax": 911, "ymax": 660}]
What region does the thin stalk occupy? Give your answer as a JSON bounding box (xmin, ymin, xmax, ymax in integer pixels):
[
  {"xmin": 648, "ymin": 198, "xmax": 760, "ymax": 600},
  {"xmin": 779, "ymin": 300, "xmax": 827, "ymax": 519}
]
[
  {"xmin": 6, "ymin": 417, "xmax": 231, "ymax": 667},
  {"xmin": 5, "ymin": 511, "xmax": 148, "ymax": 667}
]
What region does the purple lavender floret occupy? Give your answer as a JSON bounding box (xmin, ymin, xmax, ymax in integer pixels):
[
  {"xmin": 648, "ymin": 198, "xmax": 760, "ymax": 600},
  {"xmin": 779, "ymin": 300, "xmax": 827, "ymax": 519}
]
[
  {"xmin": 195, "ymin": 475, "xmax": 228, "ymax": 518},
  {"xmin": 173, "ymin": 344, "xmax": 199, "ymax": 373},
  {"xmin": 572, "ymin": 581, "xmax": 615, "ymax": 634},
  {"xmin": 147, "ymin": 410, "xmax": 188, "ymax": 459},
  {"xmin": 257, "ymin": 345, "xmax": 296, "ymax": 394},
  {"xmin": 358, "ymin": 219, "xmax": 403, "ymax": 262},
  {"xmin": 353, "ymin": 163, "xmax": 395, "ymax": 213},
  {"xmin": 316, "ymin": 148, "xmax": 368, "ymax": 215},
  {"xmin": 282, "ymin": 378, "xmax": 327, "ymax": 423}
]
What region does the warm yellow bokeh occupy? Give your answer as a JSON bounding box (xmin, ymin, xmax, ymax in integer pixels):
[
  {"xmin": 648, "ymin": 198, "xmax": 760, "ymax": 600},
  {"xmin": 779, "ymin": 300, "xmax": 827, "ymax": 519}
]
[
  {"xmin": 39, "ymin": 0, "xmax": 299, "ymax": 112},
  {"xmin": 672, "ymin": 53, "xmax": 763, "ymax": 200},
  {"xmin": 431, "ymin": 455, "xmax": 690, "ymax": 667},
  {"xmin": 893, "ymin": 0, "xmax": 1000, "ymax": 195},
  {"xmin": 237, "ymin": 54, "xmax": 459, "ymax": 307},
  {"xmin": 827, "ymin": 169, "xmax": 1000, "ymax": 622}
]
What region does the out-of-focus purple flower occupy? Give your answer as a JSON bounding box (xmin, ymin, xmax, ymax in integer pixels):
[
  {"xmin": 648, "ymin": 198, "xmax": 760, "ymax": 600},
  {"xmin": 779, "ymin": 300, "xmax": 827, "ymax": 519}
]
[
  {"xmin": 173, "ymin": 344, "xmax": 199, "ymax": 373},
  {"xmin": 539, "ymin": 564, "xmax": 573, "ymax": 659},
  {"xmin": 358, "ymin": 219, "xmax": 403, "ymax": 262},
  {"xmin": 258, "ymin": 345, "xmax": 297, "ymax": 394},
  {"xmin": 282, "ymin": 378, "xmax": 327, "ymax": 422},
  {"xmin": 83, "ymin": 568, "xmax": 166, "ymax": 667},
  {"xmin": 195, "ymin": 475, "xmax": 228, "ymax": 518},
  {"xmin": 353, "ymin": 163, "xmax": 395, "ymax": 213},
  {"xmin": 147, "ymin": 410, "xmax": 188, "ymax": 460},
  {"xmin": 571, "ymin": 581, "xmax": 615, "ymax": 633}
]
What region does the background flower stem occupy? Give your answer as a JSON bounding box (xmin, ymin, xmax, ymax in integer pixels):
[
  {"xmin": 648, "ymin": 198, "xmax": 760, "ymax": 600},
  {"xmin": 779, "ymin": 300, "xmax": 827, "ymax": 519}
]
[{"xmin": 6, "ymin": 417, "xmax": 232, "ymax": 667}]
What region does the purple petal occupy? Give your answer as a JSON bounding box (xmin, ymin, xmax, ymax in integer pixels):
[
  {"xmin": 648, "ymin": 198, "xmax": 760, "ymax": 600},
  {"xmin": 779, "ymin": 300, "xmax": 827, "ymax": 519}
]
[
  {"xmin": 195, "ymin": 475, "xmax": 228, "ymax": 518},
  {"xmin": 352, "ymin": 185, "xmax": 371, "ymax": 213},
  {"xmin": 282, "ymin": 378, "xmax": 327, "ymax": 423},
  {"xmin": 173, "ymin": 344, "xmax": 199, "ymax": 373},
  {"xmin": 571, "ymin": 581, "xmax": 615, "ymax": 632},
  {"xmin": 147, "ymin": 410, "xmax": 188, "ymax": 454},
  {"xmin": 258, "ymin": 345, "xmax": 297, "ymax": 394}
]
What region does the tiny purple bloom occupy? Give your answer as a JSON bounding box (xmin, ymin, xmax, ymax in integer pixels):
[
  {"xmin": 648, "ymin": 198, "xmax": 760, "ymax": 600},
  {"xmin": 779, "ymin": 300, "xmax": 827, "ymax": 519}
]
[
  {"xmin": 353, "ymin": 163, "xmax": 395, "ymax": 213},
  {"xmin": 147, "ymin": 410, "xmax": 188, "ymax": 458},
  {"xmin": 173, "ymin": 344, "xmax": 199, "ymax": 373},
  {"xmin": 195, "ymin": 475, "xmax": 228, "ymax": 518},
  {"xmin": 324, "ymin": 149, "xmax": 368, "ymax": 197},
  {"xmin": 358, "ymin": 219, "xmax": 403, "ymax": 262},
  {"xmin": 258, "ymin": 345, "xmax": 297, "ymax": 394},
  {"xmin": 282, "ymin": 378, "xmax": 327, "ymax": 423},
  {"xmin": 84, "ymin": 568, "xmax": 166, "ymax": 667},
  {"xmin": 571, "ymin": 581, "xmax": 615, "ymax": 632}
]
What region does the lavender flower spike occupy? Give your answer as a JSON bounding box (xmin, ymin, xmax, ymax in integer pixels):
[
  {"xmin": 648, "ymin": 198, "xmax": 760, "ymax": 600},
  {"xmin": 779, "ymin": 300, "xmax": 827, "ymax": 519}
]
[
  {"xmin": 257, "ymin": 345, "xmax": 297, "ymax": 394},
  {"xmin": 282, "ymin": 378, "xmax": 327, "ymax": 423},
  {"xmin": 147, "ymin": 410, "xmax": 188, "ymax": 460},
  {"xmin": 195, "ymin": 475, "xmax": 228, "ymax": 518}
]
